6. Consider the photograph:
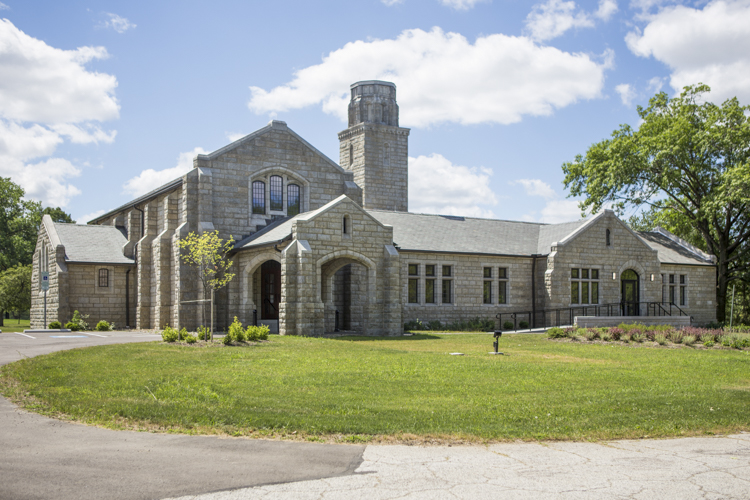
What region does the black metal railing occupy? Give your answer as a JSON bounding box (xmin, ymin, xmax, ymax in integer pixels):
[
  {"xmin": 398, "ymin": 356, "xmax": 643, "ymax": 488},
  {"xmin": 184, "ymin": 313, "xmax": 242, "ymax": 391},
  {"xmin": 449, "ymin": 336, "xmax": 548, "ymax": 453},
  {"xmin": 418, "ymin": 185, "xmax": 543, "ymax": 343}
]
[{"xmin": 496, "ymin": 302, "xmax": 689, "ymax": 331}]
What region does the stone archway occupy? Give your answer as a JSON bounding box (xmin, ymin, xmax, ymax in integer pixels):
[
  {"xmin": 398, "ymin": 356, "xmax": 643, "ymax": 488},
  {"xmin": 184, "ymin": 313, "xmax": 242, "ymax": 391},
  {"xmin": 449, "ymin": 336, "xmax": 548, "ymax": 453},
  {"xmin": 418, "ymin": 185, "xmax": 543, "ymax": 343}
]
[
  {"xmin": 317, "ymin": 250, "xmax": 377, "ymax": 334},
  {"xmin": 240, "ymin": 251, "xmax": 282, "ymax": 327}
]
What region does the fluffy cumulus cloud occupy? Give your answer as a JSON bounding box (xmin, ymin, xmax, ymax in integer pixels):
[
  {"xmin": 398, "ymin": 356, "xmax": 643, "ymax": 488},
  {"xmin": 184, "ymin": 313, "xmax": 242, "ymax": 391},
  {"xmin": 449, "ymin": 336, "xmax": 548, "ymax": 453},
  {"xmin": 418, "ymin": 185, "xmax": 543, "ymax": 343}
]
[
  {"xmin": 615, "ymin": 83, "xmax": 636, "ymax": 105},
  {"xmin": 513, "ymin": 178, "xmax": 582, "ymax": 223},
  {"xmin": 626, "ymin": 0, "xmax": 750, "ymax": 104},
  {"xmin": 408, "ymin": 154, "xmax": 497, "ymax": 218},
  {"xmin": 525, "ymin": 0, "xmax": 618, "ymax": 41},
  {"xmin": 248, "ymin": 28, "xmax": 610, "ymax": 128},
  {"xmin": 123, "ymin": 147, "xmax": 209, "ymax": 197},
  {"xmin": 99, "ymin": 13, "xmax": 136, "ymax": 33},
  {"xmin": 0, "ymin": 19, "xmax": 119, "ymax": 207}
]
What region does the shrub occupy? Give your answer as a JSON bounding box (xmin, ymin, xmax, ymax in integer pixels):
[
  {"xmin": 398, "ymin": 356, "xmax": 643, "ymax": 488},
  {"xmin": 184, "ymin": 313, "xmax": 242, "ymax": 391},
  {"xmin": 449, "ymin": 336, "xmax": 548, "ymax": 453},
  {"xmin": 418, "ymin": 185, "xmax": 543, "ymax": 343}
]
[
  {"xmin": 65, "ymin": 322, "xmax": 79, "ymax": 331},
  {"xmin": 683, "ymin": 335, "xmax": 697, "ymax": 346},
  {"xmin": 228, "ymin": 317, "xmax": 246, "ymax": 342},
  {"xmin": 727, "ymin": 333, "xmax": 750, "ymax": 349},
  {"xmin": 631, "ymin": 333, "xmax": 645, "ymax": 343},
  {"xmin": 184, "ymin": 334, "xmax": 197, "ymax": 344},
  {"xmin": 503, "ymin": 321, "xmax": 514, "ymax": 330},
  {"xmin": 703, "ymin": 339, "xmax": 715, "ymax": 347},
  {"xmin": 667, "ymin": 330, "xmax": 684, "ymax": 344},
  {"xmin": 518, "ymin": 320, "xmax": 529, "ymax": 329},
  {"xmin": 223, "ymin": 331, "xmax": 233, "ymax": 345},
  {"xmin": 95, "ymin": 320, "xmax": 111, "ymax": 332},
  {"xmin": 246, "ymin": 325, "xmax": 259, "ymax": 341},
  {"xmin": 246, "ymin": 324, "xmax": 270, "ymax": 341},
  {"xmin": 547, "ymin": 327, "xmax": 567, "ymax": 339},
  {"xmin": 197, "ymin": 325, "xmax": 210, "ymax": 341},
  {"xmin": 48, "ymin": 321, "xmax": 62, "ymax": 329},
  {"xmin": 71, "ymin": 310, "xmax": 90, "ymax": 331},
  {"xmin": 581, "ymin": 328, "xmax": 598, "ymax": 341},
  {"xmin": 609, "ymin": 327, "xmax": 624, "ymax": 341},
  {"xmin": 654, "ymin": 334, "xmax": 668, "ymax": 345},
  {"xmin": 428, "ymin": 320, "xmax": 443, "ymax": 331},
  {"xmin": 161, "ymin": 326, "xmax": 178, "ymax": 342},
  {"xmin": 178, "ymin": 328, "xmax": 188, "ymax": 341},
  {"xmin": 404, "ymin": 319, "xmax": 425, "ymax": 331},
  {"xmin": 600, "ymin": 332, "xmax": 612, "ymax": 342}
]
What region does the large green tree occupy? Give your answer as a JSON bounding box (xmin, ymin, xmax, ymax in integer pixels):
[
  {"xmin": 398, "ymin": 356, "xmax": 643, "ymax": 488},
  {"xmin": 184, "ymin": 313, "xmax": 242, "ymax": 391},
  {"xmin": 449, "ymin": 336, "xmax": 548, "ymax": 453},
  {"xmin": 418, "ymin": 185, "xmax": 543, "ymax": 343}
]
[
  {"xmin": 563, "ymin": 85, "xmax": 750, "ymax": 322},
  {"xmin": 0, "ymin": 265, "xmax": 32, "ymax": 322},
  {"xmin": 0, "ymin": 177, "xmax": 75, "ymax": 325}
]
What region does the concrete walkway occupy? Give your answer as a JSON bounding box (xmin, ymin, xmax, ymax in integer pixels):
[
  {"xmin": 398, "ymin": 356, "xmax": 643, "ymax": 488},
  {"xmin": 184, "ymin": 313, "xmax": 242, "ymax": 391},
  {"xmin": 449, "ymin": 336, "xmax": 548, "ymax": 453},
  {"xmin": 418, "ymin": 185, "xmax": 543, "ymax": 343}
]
[{"xmin": 168, "ymin": 434, "xmax": 750, "ymax": 499}]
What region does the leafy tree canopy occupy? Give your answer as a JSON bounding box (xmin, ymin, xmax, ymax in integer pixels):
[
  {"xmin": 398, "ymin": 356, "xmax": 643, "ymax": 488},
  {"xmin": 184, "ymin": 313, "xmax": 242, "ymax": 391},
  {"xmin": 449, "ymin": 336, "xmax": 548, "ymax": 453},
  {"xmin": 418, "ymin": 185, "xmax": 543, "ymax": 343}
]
[
  {"xmin": 0, "ymin": 264, "xmax": 32, "ymax": 317},
  {"xmin": 563, "ymin": 84, "xmax": 750, "ymax": 322}
]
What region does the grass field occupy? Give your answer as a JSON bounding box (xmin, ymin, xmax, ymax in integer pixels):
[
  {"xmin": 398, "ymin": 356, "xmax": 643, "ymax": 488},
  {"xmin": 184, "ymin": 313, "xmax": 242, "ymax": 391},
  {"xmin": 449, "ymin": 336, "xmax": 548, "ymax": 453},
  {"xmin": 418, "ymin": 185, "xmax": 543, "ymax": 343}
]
[
  {"xmin": 2, "ymin": 333, "xmax": 749, "ymax": 443},
  {"xmin": 0, "ymin": 319, "xmax": 30, "ymax": 333}
]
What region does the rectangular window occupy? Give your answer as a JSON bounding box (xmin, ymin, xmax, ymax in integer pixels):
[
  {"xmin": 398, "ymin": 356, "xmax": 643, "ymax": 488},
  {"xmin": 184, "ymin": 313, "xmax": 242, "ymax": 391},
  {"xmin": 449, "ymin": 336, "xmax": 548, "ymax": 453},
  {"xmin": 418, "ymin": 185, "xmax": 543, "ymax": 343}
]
[
  {"xmin": 571, "ymin": 281, "xmax": 579, "ymax": 304},
  {"xmin": 442, "ymin": 265, "xmax": 451, "ymax": 277},
  {"xmin": 581, "ymin": 281, "xmax": 589, "ymax": 304},
  {"xmin": 669, "ymin": 274, "xmax": 675, "ymax": 284},
  {"xmin": 670, "ymin": 285, "xmax": 676, "ymax": 304},
  {"xmin": 425, "ymin": 265, "xmax": 435, "ymax": 277},
  {"xmin": 680, "ymin": 274, "xmax": 686, "ymax": 285},
  {"xmin": 270, "ymin": 175, "xmax": 283, "ymax": 211},
  {"xmin": 571, "ymin": 267, "xmax": 597, "ymax": 304},
  {"xmin": 498, "ymin": 267, "xmax": 507, "ymax": 279},
  {"xmin": 252, "ymin": 181, "xmax": 266, "ymax": 214},
  {"xmin": 442, "ymin": 280, "xmax": 452, "ymax": 304},
  {"xmin": 680, "ymin": 285, "xmax": 686, "ymax": 306},
  {"xmin": 498, "ymin": 280, "xmax": 507, "ymax": 304},
  {"xmin": 591, "ymin": 269, "xmax": 599, "ymax": 280},
  {"xmin": 98, "ymin": 268, "xmax": 109, "ymax": 288},
  {"xmin": 408, "ymin": 264, "xmax": 419, "ymax": 276},
  {"xmin": 287, "ymin": 184, "xmax": 301, "ymax": 216},
  {"xmin": 483, "ymin": 267, "xmax": 492, "ymax": 278},
  {"xmin": 582, "ymin": 269, "xmax": 589, "ymax": 279},
  {"xmin": 662, "ymin": 274, "xmax": 667, "ymax": 302},
  {"xmin": 571, "ymin": 268, "xmax": 579, "ymax": 279},
  {"xmin": 591, "ymin": 282, "xmax": 599, "ymax": 304},
  {"xmin": 483, "ymin": 281, "xmax": 492, "ymax": 304},
  {"xmin": 408, "ymin": 279, "xmax": 419, "ymax": 303},
  {"xmin": 425, "ymin": 279, "xmax": 435, "ymax": 303}
]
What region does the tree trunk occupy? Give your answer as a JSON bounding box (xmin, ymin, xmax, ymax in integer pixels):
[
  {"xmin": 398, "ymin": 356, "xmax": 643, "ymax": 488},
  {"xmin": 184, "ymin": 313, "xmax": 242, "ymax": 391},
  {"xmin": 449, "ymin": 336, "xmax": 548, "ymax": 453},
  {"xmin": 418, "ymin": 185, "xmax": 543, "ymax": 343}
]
[
  {"xmin": 0, "ymin": 310, "xmax": 4, "ymax": 327},
  {"xmin": 716, "ymin": 258, "xmax": 729, "ymax": 323}
]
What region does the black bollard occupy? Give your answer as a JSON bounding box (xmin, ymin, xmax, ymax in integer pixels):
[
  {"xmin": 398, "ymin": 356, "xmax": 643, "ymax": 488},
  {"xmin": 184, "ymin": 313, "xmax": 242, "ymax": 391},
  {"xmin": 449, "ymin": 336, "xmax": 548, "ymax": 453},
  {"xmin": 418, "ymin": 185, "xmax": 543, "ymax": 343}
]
[{"xmin": 490, "ymin": 330, "xmax": 503, "ymax": 355}]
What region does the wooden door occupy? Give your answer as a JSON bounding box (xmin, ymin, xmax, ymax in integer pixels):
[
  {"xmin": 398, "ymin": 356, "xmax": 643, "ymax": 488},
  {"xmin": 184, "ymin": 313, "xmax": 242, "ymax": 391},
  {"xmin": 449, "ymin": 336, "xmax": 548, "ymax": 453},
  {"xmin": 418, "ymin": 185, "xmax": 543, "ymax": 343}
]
[{"xmin": 260, "ymin": 261, "xmax": 281, "ymax": 320}]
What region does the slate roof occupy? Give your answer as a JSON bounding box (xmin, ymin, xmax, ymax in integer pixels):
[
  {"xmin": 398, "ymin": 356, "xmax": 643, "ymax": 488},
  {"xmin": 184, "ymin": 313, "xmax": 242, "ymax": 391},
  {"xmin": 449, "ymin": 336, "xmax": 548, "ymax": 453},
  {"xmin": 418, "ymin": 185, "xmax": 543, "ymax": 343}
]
[
  {"xmin": 53, "ymin": 223, "xmax": 134, "ymax": 264},
  {"xmin": 233, "ymin": 216, "xmax": 295, "ymax": 250},
  {"xmin": 638, "ymin": 231, "xmax": 714, "ymax": 265}
]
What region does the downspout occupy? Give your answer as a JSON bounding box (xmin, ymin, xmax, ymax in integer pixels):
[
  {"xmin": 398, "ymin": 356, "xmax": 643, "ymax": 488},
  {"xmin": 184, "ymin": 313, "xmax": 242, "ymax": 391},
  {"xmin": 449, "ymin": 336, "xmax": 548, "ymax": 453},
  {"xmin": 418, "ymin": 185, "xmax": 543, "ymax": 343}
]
[
  {"xmin": 125, "ymin": 268, "xmax": 130, "ymax": 328},
  {"xmin": 531, "ymin": 254, "xmax": 540, "ymax": 329}
]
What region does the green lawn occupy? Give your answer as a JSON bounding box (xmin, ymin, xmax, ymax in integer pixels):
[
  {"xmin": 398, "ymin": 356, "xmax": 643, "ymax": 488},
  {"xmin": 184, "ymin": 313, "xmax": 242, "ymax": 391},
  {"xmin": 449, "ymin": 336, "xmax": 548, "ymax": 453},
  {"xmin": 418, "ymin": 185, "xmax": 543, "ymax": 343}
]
[
  {"xmin": 2, "ymin": 333, "xmax": 749, "ymax": 443},
  {"xmin": 0, "ymin": 318, "xmax": 29, "ymax": 333}
]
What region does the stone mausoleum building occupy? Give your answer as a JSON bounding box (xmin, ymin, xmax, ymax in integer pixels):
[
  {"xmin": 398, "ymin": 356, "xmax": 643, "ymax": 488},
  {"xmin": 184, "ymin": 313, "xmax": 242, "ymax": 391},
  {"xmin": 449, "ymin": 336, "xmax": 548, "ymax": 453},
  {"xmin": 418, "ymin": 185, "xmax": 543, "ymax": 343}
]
[{"xmin": 30, "ymin": 81, "xmax": 718, "ymax": 333}]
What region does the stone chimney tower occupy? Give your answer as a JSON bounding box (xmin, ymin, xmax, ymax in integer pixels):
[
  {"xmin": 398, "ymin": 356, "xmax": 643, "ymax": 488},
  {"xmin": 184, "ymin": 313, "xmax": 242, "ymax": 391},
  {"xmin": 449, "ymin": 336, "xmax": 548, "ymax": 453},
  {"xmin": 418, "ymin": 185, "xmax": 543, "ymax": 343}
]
[{"xmin": 338, "ymin": 81, "xmax": 410, "ymax": 212}]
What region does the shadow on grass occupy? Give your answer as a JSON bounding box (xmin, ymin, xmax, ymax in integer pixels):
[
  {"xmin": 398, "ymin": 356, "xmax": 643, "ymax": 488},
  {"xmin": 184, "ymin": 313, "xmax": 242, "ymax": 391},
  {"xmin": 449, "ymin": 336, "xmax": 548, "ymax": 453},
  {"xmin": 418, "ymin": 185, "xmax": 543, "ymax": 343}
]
[{"xmin": 333, "ymin": 334, "xmax": 442, "ymax": 342}]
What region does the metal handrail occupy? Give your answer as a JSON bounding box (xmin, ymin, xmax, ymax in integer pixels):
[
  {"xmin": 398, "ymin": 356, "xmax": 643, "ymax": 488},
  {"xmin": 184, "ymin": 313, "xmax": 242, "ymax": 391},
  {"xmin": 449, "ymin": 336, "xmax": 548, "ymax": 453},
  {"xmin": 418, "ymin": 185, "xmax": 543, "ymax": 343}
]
[{"xmin": 495, "ymin": 301, "xmax": 689, "ymax": 330}]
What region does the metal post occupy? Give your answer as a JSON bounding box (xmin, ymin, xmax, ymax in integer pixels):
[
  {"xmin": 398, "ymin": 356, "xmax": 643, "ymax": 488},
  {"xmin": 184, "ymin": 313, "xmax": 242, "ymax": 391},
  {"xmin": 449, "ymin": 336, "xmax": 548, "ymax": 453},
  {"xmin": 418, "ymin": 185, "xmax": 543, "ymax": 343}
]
[
  {"xmin": 253, "ymin": 309, "xmax": 257, "ymax": 326},
  {"xmin": 43, "ymin": 289, "xmax": 47, "ymax": 328},
  {"xmin": 730, "ymin": 284, "xmax": 735, "ymax": 329},
  {"xmin": 210, "ymin": 288, "xmax": 214, "ymax": 341}
]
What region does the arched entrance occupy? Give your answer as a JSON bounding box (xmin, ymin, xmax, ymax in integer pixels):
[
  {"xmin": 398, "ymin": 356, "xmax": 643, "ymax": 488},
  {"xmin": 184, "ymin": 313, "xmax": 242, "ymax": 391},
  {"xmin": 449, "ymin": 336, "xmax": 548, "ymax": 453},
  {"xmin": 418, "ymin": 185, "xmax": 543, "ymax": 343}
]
[
  {"xmin": 621, "ymin": 269, "xmax": 639, "ymax": 316},
  {"xmin": 260, "ymin": 260, "xmax": 281, "ymax": 321},
  {"xmin": 317, "ymin": 251, "xmax": 377, "ymax": 334}
]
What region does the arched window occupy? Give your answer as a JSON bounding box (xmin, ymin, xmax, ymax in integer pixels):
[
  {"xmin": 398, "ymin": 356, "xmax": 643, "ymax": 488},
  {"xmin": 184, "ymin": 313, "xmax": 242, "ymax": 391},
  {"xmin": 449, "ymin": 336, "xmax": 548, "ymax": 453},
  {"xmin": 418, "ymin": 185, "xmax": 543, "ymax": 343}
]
[
  {"xmin": 270, "ymin": 175, "xmax": 283, "ymax": 211},
  {"xmin": 287, "ymin": 184, "xmax": 300, "ymax": 216},
  {"xmin": 606, "ymin": 229, "xmax": 611, "ymax": 246},
  {"xmin": 349, "ymin": 144, "xmax": 354, "ymax": 166},
  {"xmin": 252, "ymin": 181, "xmax": 265, "ymax": 214}
]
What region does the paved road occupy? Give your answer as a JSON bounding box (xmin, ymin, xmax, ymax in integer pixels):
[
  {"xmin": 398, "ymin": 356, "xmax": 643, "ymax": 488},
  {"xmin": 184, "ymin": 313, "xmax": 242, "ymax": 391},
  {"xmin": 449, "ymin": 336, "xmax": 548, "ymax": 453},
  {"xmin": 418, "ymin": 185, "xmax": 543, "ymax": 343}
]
[
  {"xmin": 0, "ymin": 331, "xmax": 364, "ymax": 500},
  {"xmin": 168, "ymin": 434, "xmax": 750, "ymax": 499}
]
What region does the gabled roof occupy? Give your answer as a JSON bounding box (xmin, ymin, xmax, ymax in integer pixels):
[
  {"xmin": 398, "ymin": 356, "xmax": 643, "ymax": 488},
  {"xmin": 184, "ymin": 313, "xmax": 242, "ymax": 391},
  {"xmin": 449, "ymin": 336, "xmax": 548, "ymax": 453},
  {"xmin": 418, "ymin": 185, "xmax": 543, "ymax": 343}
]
[
  {"xmin": 638, "ymin": 230, "xmax": 715, "ymax": 265},
  {"xmin": 52, "ymin": 223, "xmax": 134, "ymax": 264}
]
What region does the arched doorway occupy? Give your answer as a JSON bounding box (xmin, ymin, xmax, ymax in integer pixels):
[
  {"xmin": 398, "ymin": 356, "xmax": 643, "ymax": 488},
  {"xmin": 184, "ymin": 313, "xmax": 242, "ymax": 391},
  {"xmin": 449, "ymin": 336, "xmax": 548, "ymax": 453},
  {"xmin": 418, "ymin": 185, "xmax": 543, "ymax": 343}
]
[
  {"xmin": 318, "ymin": 252, "xmax": 377, "ymax": 334},
  {"xmin": 260, "ymin": 260, "xmax": 281, "ymax": 321},
  {"xmin": 621, "ymin": 269, "xmax": 639, "ymax": 316}
]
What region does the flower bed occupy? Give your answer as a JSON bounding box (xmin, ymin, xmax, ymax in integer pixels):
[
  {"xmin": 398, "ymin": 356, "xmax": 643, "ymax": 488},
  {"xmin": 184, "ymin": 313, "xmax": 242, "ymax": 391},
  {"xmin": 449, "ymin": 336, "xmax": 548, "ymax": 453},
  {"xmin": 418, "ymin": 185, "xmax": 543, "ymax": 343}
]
[{"xmin": 547, "ymin": 324, "xmax": 750, "ymax": 349}]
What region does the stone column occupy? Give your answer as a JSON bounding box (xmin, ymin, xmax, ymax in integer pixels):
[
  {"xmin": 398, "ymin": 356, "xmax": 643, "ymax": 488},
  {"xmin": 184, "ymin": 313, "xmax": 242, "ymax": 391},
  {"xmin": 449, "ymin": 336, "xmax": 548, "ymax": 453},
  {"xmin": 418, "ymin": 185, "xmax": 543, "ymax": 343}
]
[{"xmin": 136, "ymin": 200, "xmax": 157, "ymax": 329}]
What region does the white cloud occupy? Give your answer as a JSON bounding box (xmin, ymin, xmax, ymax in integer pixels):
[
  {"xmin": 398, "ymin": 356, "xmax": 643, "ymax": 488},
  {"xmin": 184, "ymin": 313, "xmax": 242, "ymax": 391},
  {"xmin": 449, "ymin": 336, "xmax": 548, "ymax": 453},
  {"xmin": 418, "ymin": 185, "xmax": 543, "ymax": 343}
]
[
  {"xmin": 626, "ymin": 0, "xmax": 750, "ymax": 104},
  {"xmin": 615, "ymin": 83, "xmax": 636, "ymax": 105},
  {"xmin": 248, "ymin": 27, "xmax": 609, "ymax": 128},
  {"xmin": 408, "ymin": 154, "xmax": 497, "ymax": 218},
  {"xmin": 123, "ymin": 147, "xmax": 209, "ymax": 197},
  {"xmin": 540, "ymin": 199, "xmax": 582, "ymax": 223},
  {"xmin": 647, "ymin": 76, "xmax": 665, "ymax": 93},
  {"xmin": 100, "ymin": 13, "xmax": 136, "ymax": 34},
  {"xmin": 513, "ymin": 179, "xmax": 557, "ymax": 199},
  {"xmin": 381, "ymin": 0, "xmax": 405, "ymax": 5},
  {"xmin": 525, "ymin": 0, "xmax": 616, "ymax": 42},
  {"xmin": 0, "ymin": 2, "xmax": 9, "ymax": 10},
  {"xmin": 80, "ymin": 209, "xmax": 105, "ymax": 223},
  {"xmin": 595, "ymin": 0, "xmax": 619, "ymax": 20},
  {"xmin": 0, "ymin": 20, "xmax": 119, "ymax": 207},
  {"xmin": 439, "ymin": 0, "xmax": 487, "ymax": 9}
]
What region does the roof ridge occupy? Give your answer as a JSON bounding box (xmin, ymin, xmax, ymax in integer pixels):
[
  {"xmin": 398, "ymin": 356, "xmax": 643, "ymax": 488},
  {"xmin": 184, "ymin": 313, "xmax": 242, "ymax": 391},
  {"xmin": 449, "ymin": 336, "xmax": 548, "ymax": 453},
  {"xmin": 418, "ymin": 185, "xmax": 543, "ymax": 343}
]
[{"xmin": 365, "ymin": 209, "xmax": 563, "ymax": 226}]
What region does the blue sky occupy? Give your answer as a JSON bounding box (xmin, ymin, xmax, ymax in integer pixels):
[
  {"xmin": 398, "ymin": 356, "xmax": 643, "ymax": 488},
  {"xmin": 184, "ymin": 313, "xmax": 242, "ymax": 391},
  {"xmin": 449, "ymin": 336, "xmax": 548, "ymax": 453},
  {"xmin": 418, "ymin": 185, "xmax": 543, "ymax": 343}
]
[{"xmin": 2, "ymin": 0, "xmax": 749, "ymax": 223}]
